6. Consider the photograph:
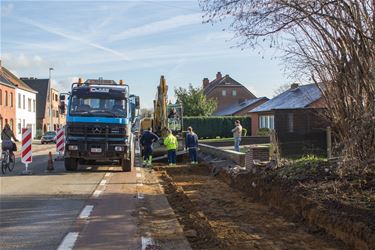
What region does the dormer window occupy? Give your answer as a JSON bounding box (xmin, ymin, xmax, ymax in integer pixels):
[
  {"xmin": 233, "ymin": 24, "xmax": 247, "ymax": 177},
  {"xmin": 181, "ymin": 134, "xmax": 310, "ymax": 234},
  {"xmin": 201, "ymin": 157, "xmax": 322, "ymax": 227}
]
[
  {"xmin": 222, "ymin": 90, "xmax": 227, "ymax": 96},
  {"xmin": 232, "ymin": 90, "xmax": 237, "ymax": 96}
]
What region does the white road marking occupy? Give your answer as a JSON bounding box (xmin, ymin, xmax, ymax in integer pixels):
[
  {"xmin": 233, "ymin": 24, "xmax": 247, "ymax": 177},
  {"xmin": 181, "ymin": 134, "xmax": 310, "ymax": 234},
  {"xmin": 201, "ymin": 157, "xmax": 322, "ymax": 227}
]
[
  {"xmin": 136, "ymin": 173, "xmax": 142, "ymax": 178},
  {"xmin": 137, "ymin": 183, "xmax": 144, "ymax": 187},
  {"xmin": 136, "ymin": 167, "xmax": 141, "ymax": 171},
  {"xmin": 79, "ymin": 205, "xmax": 94, "ymax": 219},
  {"xmin": 141, "ymin": 237, "xmax": 155, "ymax": 250},
  {"xmin": 109, "ymin": 167, "xmax": 116, "ymax": 171},
  {"xmin": 99, "ymin": 179, "xmax": 107, "ymax": 186},
  {"xmin": 137, "ymin": 192, "xmax": 144, "ymax": 199},
  {"xmin": 92, "ymin": 190, "xmax": 103, "ymax": 198},
  {"xmin": 105, "ymin": 173, "xmax": 111, "ymax": 177},
  {"xmin": 57, "ymin": 232, "xmax": 79, "ymax": 250}
]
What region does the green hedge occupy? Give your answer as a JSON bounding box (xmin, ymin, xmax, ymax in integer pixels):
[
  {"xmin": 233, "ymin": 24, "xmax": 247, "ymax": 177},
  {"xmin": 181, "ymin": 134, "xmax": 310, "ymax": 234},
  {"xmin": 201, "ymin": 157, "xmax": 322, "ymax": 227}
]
[{"xmin": 183, "ymin": 116, "xmax": 251, "ymax": 139}]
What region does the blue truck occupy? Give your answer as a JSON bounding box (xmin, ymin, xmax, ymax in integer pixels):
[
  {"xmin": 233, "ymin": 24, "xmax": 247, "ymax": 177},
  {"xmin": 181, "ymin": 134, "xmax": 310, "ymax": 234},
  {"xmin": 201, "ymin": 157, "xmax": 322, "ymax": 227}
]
[{"xmin": 59, "ymin": 78, "xmax": 139, "ymax": 172}]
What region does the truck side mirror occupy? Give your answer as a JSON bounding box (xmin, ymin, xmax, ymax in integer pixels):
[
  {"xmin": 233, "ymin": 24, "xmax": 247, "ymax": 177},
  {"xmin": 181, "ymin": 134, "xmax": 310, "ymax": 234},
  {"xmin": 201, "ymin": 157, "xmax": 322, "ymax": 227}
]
[
  {"xmin": 59, "ymin": 94, "xmax": 66, "ymax": 101},
  {"xmin": 135, "ymin": 96, "xmax": 140, "ymax": 109},
  {"xmin": 59, "ymin": 102, "xmax": 66, "ymax": 115}
]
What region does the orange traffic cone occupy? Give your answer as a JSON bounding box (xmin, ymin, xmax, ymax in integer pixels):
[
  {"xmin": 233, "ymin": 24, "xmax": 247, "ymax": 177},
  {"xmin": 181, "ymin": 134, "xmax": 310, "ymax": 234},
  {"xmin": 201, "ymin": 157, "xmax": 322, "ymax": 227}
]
[{"xmin": 47, "ymin": 152, "xmax": 54, "ymax": 171}]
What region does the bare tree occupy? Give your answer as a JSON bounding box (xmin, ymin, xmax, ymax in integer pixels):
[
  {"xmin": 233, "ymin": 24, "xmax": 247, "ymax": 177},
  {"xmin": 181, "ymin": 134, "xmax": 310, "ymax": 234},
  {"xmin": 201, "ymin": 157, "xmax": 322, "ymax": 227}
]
[{"xmin": 200, "ymin": 0, "xmax": 375, "ymax": 174}]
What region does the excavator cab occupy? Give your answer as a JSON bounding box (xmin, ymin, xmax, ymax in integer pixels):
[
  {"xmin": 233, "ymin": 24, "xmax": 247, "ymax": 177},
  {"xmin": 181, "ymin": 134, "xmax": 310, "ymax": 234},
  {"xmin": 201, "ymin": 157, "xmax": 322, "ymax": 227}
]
[{"xmin": 167, "ymin": 103, "xmax": 183, "ymax": 134}]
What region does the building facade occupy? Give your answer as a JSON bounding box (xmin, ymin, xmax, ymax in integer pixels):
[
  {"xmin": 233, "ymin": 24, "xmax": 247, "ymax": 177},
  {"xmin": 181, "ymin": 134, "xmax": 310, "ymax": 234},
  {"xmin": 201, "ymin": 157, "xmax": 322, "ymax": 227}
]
[
  {"xmin": 2, "ymin": 67, "xmax": 38, "ymax": 140},
  {"xmin": 250, "ymin": 83, "xmax": 328, "ymax": 157},
  {"xmin": 203, "ymin": 72, "xmax": 257, "ymax": 113},
  {"xmin": 0, "ymin": 73, "xmax": 16, "ymax": 138},
  {"xmin": 21, "ymin": 78, "xmax": 65, "ymax": 135}
]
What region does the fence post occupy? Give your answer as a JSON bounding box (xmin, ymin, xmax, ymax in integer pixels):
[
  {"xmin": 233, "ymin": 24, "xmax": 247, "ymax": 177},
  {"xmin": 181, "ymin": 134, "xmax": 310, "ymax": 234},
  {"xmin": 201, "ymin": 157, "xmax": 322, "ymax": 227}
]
[{"xmin": 326, "ymin": 126, "xmax": 332, "ymax": 159}]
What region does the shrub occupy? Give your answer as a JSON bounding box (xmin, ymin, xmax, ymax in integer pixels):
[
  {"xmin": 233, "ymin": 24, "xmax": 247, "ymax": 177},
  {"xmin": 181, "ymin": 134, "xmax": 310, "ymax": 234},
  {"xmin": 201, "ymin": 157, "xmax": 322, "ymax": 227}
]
[
  {"xmin": 257, "ymin": 128, "xmax": 270, "ymax": 136},
  {"xmin": 242, "ymin": 128, "xmax": 247, "ymax": 136},
  {"xmin": 183, "ymin": 116, "xmax": 251, "ymax": 139}
]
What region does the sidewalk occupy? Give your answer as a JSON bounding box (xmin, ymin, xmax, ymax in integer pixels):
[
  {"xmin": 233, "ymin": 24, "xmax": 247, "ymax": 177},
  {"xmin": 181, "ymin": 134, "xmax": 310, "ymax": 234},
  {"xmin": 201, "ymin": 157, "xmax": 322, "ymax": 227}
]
[{"xmin": 13, "ymin": 141, "xmax": 56, "ymax": 157}]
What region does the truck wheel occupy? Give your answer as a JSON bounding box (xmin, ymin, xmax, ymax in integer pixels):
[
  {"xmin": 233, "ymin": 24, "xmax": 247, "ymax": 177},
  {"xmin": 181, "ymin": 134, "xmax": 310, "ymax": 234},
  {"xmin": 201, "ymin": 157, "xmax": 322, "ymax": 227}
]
[
  {"xmin": 121, "ymin": 138, "xmax": 134, "ymax": 172},
  {"xmin": 65, "ymin": 158, "xmax": 78, "ymax": 171}
]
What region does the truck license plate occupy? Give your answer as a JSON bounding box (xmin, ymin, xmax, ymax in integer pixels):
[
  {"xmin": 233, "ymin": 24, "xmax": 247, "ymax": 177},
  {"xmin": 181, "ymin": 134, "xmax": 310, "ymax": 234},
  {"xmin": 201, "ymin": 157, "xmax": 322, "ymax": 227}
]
[{"xmin": 91, "ymin": 148, "xmax": 102, "ymax": 153}]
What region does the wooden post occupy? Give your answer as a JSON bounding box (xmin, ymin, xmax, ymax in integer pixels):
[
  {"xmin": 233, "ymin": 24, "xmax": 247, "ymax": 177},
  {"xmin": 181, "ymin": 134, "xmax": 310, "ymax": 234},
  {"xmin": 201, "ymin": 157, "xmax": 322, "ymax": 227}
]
[{"xmin": 326, "ymin": 126, "xmax": 332, "ymax": 159}]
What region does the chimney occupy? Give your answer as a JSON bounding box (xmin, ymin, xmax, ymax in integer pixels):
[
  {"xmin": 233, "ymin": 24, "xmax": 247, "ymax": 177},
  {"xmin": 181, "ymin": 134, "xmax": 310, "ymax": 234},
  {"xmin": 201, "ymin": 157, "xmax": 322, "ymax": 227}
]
[
  {"xmin": 202, "ymin": 78, "xmax": 209, "ymax": 88},
  {"xmin": 290, "ymin": 83, "xmax": 299, "ymax": 89},
  {"xmin": 216, "ymin": 71, "xmax": 222, "ymax": 80}
]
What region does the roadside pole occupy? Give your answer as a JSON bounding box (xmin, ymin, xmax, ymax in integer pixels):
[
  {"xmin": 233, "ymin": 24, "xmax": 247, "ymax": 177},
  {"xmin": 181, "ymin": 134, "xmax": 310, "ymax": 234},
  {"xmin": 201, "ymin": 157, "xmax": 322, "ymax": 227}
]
[{"xmin": 21, "ymin": 128, "xmax": 33, "ymax": 175}]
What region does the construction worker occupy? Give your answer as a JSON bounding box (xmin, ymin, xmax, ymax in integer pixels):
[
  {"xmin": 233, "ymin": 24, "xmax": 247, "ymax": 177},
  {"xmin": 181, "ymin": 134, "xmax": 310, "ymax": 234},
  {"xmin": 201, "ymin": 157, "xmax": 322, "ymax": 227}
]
[
  {"xmin": 140, "ymin": 128, "xmax": 159, "ymax": 167},
  {"xmin": 231, "ymin": 120, "xmax": 243, "ymax": 152},
  {"xmin": 164, "ymin": 129, "xmax": 178, "ymax": 166},
  {"xmin": 185, "ymin": 126, "xmax": 198, "ymax": 164}
]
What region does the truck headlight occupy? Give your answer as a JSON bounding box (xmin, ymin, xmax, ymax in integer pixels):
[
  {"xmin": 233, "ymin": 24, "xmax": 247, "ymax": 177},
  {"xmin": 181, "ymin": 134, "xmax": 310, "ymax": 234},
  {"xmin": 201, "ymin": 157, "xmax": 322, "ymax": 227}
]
[
  {"xmin": 115, "ymin": 146, "xmax": 124, "ymax": 152},
  {"xmin": 68, "ymin": 145, "xmax": 78, "ymax": 151}
]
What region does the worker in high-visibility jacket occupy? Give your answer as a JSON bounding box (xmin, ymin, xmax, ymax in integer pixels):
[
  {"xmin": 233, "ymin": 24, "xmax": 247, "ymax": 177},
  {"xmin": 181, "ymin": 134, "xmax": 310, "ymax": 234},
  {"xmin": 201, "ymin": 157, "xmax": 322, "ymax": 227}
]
[{"xmin": 164, "ymin": 128, "xmax": 178, "ymax": 166}]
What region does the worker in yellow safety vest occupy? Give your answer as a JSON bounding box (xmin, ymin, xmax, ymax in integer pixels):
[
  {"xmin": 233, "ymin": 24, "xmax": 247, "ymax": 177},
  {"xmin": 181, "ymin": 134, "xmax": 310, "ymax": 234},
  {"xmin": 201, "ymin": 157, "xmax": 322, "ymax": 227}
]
[{"xmin": 164, "ymin": 128, "xmax": 178, "ymax": 166}]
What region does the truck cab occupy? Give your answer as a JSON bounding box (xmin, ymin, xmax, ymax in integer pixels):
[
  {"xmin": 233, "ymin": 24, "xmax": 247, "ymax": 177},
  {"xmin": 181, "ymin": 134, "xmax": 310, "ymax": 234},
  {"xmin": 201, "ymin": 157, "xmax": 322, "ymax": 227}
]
[{"xmin": 61, "ymin": 78, "xmax": 139, "ymax": 171}]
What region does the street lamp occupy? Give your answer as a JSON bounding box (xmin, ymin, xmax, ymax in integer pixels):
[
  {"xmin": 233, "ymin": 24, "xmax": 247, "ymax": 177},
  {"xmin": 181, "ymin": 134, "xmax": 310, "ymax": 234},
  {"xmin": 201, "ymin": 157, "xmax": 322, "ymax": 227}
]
[{"xmin": 49, "ymin": 67, "xmax": 54, "ymax": 131}]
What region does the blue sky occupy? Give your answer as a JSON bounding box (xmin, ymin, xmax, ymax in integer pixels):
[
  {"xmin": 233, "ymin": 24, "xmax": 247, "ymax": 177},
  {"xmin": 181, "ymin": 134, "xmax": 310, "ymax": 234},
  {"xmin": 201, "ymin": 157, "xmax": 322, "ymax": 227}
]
[{"xmin": 1, "ymin": 0, "xmax": 290, "ymax": 108}]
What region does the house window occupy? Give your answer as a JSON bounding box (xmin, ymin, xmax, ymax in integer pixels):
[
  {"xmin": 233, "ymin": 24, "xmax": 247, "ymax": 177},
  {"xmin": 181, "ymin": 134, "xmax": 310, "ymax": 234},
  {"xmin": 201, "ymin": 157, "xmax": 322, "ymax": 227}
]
[
  {"xmin": 18, "ymin": 93, "xmax": 21, "ymax": 108},
  {"xmin": 5, "ymin": 91, "xmax": 8, "ymax": 106},
  {"xmin": 23, "ymin": 119, "xmax": 25, "ymax": 129},
  {"xmin": 10, "ymin": 119, "xmax": 14, "ymax": 131},
  {"xmin": 18, "ymin": 120, "xmax": 21, "ymax": 134},
  {"xmin": 259, "ymin": 115, "xmax": 275, "ymax": 129},
  {"xmin": 232, "ymin": 90, "xmax": 237, "ymax": 96},
  {"xmin": 33, "ymin": 100, "xmax": 36, "ymax": 112},
  {"xmin": 10, "ymin": 93, "xmax": 13, "ymax": 107},
  {"xmin": 23, "ymin": 95, "xmax": 26, "ymax": 109},
  {"xmin": 288, "ymin": 113, "xmax": 294, "ymax": 132},
  {"xmin": 222, "ymin": 90, "xmax": 227, "ymax": 96},
  {"xmin": 28, "ymin": 98, "xmax": 32, "ymax": 112}
]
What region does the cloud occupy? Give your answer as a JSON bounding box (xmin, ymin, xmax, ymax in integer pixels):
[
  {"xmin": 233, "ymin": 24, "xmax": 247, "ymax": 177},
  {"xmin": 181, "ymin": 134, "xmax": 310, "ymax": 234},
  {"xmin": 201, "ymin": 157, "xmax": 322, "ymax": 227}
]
[
  {"xmin": 2, "ymin": 53, "xmax": 51, "ymax": 70},
  {"xmin": 1, "ymin": 3, "xmax": 14, "ymax": 16},
  {"xmin": 18, "ymin": 17, "xmax": 130, "ymax": 60},
  {"xmin": 52, "ymin": 76, "xmax": 79, "ymax": 92},
  {"xmin": 109, "ymin": 13, "xmax": 203, "ymax": 41}
]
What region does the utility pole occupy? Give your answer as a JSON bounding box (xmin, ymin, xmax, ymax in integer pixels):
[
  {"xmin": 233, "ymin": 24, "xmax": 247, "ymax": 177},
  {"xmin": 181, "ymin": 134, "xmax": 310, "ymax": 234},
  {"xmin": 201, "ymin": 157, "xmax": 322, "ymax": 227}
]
[{"xmin": 49, "ymin": 67, "xmax": 54, "ymax": 131}]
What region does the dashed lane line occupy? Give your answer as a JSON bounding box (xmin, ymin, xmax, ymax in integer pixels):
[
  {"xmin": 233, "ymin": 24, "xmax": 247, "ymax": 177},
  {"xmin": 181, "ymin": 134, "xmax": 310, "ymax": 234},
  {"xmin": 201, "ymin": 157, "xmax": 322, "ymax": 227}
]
[
  {"xmin": 99, "ymin": 179, "xmax": 107, "ymax": 186},
  {"xmin": 137, "ymin": 192, "xmax": 144, "ymax": 200},
  {"xmin": 136, "ymin": 173, "xmax": 142, "ymax": 178},
  {"xmin": 92, "ymin": 189, "xmax": 103, "ymax": 198},
  {"xmin": 141, "ymin": 236, "xmax": 156, "ymax": 250},
  {"xmin": 57, "ymin": 232, "xmax": 79, "ymax": 250},
  {"xmin": 79, "ymin": 205, "xmax": 94, "ymax": 219},
  {"xmin": 105, "ymin": 173, "xmax": 111, "ymax": 177}
]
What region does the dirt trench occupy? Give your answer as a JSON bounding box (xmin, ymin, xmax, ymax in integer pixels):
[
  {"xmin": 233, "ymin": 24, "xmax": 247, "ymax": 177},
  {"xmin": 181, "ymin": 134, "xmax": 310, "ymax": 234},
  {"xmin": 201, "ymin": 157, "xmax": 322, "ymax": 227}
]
[{"xmin": 157, "ymin": 164, "xmax": 347, "ymax": 250}]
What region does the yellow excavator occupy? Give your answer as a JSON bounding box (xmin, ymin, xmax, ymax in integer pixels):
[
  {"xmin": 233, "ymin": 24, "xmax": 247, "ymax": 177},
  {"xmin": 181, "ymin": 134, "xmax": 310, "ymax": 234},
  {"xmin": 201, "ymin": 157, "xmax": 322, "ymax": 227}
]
[{"xmin": 140, "ymin": 75, "xmax": 184, "ymax": 156}]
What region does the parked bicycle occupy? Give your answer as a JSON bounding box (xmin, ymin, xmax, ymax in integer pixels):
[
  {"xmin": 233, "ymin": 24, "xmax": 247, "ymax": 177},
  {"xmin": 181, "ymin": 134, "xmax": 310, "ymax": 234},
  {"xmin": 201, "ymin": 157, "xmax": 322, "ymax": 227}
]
[{"xmin": 1, "ymin": 149, "xmax": 15, "ymax": 174}]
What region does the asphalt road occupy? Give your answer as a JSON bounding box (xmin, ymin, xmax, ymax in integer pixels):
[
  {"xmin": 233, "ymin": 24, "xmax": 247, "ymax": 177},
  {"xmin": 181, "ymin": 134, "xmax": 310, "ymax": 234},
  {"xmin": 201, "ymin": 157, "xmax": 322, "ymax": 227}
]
[
  {"xmin": 0, "ymin": 146, "xmax": 107, "ymax": 250},
  {"xmin": 0, "ymin": 145, "xmax": 190, "ymax": 250}
]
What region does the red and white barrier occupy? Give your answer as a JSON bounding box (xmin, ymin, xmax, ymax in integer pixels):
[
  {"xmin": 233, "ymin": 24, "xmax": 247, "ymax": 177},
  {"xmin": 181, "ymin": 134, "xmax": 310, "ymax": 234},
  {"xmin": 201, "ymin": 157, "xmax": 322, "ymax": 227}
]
[
  {"xmin": 56, "ymin": 128, "xmax": 65, "ymax": 153},
  {"xmin": 21, "ymin": 128, "xmax": 32, "ymax": 164}
]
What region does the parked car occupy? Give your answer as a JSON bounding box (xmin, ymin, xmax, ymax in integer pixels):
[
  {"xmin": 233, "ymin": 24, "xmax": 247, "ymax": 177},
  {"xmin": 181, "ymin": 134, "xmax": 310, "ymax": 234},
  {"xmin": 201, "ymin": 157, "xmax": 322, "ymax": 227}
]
[{"xmin": 41, "ymin": 131, "xmax": 57, "ymax": 144}]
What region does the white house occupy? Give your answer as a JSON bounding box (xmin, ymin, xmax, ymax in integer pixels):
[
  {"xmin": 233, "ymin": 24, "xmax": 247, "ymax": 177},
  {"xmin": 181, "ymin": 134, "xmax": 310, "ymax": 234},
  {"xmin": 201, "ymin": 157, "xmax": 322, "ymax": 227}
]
[{"xmin": 2, "ymin": 67, "xmax": 38, "ymax": 140}]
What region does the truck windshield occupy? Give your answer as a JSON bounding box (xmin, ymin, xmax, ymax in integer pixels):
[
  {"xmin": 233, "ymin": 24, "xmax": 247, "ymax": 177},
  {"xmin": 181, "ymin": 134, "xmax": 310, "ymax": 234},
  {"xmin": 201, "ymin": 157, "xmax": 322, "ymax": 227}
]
[{"xmin": 69, "ymin": 96, "xmax": 127, "ymax": 117}]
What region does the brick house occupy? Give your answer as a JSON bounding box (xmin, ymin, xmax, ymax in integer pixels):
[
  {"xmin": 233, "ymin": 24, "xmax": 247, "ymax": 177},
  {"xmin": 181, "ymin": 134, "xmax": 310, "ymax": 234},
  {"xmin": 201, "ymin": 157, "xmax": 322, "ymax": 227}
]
[
  {"xmin": 0, "ymin": 66, "xmax": 16, "ymax": 136},
  {"xmin": 2, "ymin": 67, "xmax": 38, "ymax": 140},
  {"xmin": 203, "ymin": 72, "xmax": 257, "ymax": 113},
  {"xmin": 249, "ymin": 83, "xmax": 328, "ymax": 157}
]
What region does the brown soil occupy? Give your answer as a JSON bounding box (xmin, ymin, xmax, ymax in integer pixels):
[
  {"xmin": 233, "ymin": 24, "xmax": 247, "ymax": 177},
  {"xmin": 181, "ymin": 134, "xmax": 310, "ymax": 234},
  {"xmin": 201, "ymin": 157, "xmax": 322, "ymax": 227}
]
[{"xmin": 157, "ymin": 164, "xmax": 347, "ymax": 250}]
